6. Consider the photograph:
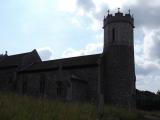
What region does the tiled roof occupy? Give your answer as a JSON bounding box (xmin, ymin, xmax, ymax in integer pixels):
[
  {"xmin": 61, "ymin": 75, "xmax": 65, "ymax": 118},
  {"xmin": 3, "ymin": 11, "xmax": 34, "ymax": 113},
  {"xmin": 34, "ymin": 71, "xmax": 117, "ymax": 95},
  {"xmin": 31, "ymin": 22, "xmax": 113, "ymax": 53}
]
[
  {"xmin": 0, "ymin": 52, "xmax": 31, "ymax": 68},
  {"xmin": 21, "ymin": 54, "xmax": 101, "ymax": 72}
]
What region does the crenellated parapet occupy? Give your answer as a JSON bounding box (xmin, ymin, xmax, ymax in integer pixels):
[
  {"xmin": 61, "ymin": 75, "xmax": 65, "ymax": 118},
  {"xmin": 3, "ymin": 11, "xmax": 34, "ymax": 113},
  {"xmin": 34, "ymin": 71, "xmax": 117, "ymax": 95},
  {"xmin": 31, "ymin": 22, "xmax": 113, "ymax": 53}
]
[{"xmin": 103, "ymin": 10, "xmax": 134, "ymax": 29}]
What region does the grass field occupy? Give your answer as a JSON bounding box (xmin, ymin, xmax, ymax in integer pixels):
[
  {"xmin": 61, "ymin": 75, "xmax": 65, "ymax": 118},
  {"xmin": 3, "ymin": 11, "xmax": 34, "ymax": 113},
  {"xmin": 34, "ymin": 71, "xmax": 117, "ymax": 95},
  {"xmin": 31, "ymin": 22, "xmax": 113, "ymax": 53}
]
[{"xmin": 0, "ymin": 93, "xmax": 159, "ymax": 120}]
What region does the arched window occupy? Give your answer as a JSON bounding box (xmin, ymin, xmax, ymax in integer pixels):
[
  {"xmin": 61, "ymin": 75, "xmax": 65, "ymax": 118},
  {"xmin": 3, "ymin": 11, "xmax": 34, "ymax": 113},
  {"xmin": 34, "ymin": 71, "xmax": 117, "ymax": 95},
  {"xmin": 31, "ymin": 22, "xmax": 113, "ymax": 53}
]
[{"xmin": 112, "ymin": 28, "xmax": 115, "ymax": 43}]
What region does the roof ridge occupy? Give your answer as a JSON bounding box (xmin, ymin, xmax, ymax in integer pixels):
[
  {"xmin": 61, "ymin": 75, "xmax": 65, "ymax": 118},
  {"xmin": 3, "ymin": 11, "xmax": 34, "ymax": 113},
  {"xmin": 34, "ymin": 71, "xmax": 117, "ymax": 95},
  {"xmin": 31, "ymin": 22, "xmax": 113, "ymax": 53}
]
[
  {"xmin": 8, "ymin": 52, "xmax": 31, "ymax": 57},
  {"xmin": 42, "ymin": 53, "xmax": 101, "ymax": 63}
]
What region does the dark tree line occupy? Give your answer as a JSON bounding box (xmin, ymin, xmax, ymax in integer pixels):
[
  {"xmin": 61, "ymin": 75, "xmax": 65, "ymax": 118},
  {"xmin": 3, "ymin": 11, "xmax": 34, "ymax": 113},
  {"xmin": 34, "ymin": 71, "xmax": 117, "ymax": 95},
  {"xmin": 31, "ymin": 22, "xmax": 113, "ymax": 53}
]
[{"xmin": 136, "ymin": 89, "xmax": 160, "ymax": 111}]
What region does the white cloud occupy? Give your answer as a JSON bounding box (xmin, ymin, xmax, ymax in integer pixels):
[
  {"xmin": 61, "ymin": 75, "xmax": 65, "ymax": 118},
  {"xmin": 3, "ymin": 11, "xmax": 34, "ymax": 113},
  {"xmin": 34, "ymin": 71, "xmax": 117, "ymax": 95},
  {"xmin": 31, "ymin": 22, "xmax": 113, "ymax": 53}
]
[
  {"xmin": 57, "ymin": 0, "xmax": 77, "ymax": 13},
  {"xmin": 62, "ymin": 41, "xmax": 103, "ymax": 58},
  {"xmin": 134, "ymin": 27, "xmax": 160, "ymax": 92},
  {"xmin": 38, "ymin": 47, "xmax": 54, "ymax": 61},
  {"xmin": 90, "ymin": 17, "xmax": 102, "ymax": 32},
  {"xmin": 77, "ymin": 0, "xmax": 95, "ymax": 11},
  {"xmin": 62, "ymin": 48, "xmax": 84, "ymax": 58},
  {"xmin": 124, "ymin": 0, "xmax": 160, "ymax": 29},
  {"xmin": 136, "ymin": 74, "xmax": 160, "ymax": 93},
  {"xmin": 143, "ymin": 28, "xmax": 160, "ymax": 62}
]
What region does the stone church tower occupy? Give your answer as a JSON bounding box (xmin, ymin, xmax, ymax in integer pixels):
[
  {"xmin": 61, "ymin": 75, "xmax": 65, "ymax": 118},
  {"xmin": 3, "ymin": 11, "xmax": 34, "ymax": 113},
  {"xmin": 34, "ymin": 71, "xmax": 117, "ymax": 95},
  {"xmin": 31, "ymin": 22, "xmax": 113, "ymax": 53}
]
[{"xmin": 102, "ymin": 10, "xmax": 136, "ymax": 107}]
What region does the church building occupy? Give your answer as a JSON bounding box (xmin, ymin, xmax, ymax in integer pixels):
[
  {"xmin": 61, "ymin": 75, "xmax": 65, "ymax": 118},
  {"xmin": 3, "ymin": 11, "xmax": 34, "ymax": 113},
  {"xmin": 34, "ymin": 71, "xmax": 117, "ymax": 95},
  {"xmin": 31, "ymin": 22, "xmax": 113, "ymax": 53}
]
[{"xmin": 0, "ymin": 10, "xmax": 136, "ymax": 108}]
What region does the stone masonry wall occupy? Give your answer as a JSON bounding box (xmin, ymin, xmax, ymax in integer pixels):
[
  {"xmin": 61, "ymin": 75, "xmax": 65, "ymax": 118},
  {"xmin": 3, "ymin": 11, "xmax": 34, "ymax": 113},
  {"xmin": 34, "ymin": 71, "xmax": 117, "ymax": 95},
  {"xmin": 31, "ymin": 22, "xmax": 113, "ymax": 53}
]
[
  {"xmin": 17, "ymin": 66, "xmax": 98, "ymax": 102},
  {"xmin": 103, "ymin": 45, "xmax": 136, "ymax": 108}
]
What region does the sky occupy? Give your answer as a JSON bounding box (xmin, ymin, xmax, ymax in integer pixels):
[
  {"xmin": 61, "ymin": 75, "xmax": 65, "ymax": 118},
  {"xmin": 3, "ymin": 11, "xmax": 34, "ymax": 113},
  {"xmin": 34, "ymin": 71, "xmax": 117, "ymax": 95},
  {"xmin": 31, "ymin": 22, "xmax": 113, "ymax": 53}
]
[{"xmin": 0, "ymin": 0, "xmax": 160, "ymax": 93}]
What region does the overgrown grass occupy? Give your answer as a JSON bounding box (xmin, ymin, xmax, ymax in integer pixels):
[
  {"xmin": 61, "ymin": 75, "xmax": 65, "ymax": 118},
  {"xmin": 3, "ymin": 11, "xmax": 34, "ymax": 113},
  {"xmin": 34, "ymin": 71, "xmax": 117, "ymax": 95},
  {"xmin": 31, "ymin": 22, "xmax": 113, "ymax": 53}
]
[
  {"xmin": 138, "ymin": 110, "xmax": 160, "ymax": 118},
  {"xmin": 0, "ymin": 93, "xmax": 158, "ymax": 120}
]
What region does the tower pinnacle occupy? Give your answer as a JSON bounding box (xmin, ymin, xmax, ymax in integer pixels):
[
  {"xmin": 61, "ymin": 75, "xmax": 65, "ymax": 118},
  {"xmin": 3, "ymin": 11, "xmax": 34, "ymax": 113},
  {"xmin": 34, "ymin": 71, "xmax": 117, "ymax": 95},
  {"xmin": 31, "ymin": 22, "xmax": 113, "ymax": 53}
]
[
  {"xmin": 118, "ymin": 8, "xmax": 120, "ymax": 13},
  {"xmin": 107, "ymin": 10, "xmax": 110, "ymax": 15},
  {"xmin": 128, "ymin": 9, "xmax": 131, "ymax": 14}
]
